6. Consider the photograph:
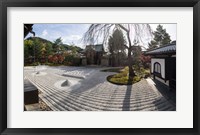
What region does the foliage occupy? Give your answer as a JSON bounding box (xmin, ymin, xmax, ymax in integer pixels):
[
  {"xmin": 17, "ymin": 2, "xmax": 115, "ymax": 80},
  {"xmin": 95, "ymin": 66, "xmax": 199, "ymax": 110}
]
[
  {"xmin": 45, "ymin": 42, "xmax": 53, "ymax": 56},
  {"xmin": 83, "ymin": 24, "xmax": 152, "ymax": 78},
  {"xmin": 107, "ymin": 66, "xmax": 150, "ymax": 85},
  {"xmin": 132, "ymin": 45, "xmax": 142, "ymax": 66},
  {"xmin": 24, "ymin": 37, "xmax": 82, "ymax": 66},
  {"xmin": 24, "ymin": 40, "xmax": 34, "ymax": 59},
  {"xmin": 140, "ymin": 54, "xmax": 151, "ymax": 68},
  {"xmin": 107, "ymin": 66, "xmax": 140, "ymax": 85},
  {"xmin": 48, "ymin": 55, "xmax": 58, "ymax": 64},
  {"xmin": 107, "ymin": 73, "xmax": 141, "ymax": 85},
  {"xmin": 108, "ymin": 29, "xmax": 127, "ymax": 66},
  {"xmin": 53, "ymin": 37, "xmax": 63, "ymax": 53},
  {"xmin": 148, "ymin": 24, "xmax": 171, "ymax": 50},
  {"xmin": 30, "ymin": 62, "xmax": 41, "ymax": 66},
  {"xmin": 148, "ymin": 40, "xmax": 158, "ymax": 50},
  {"xmin": 48, "ymin": 54, "xmax": 65, "ymax": 64},
  {"xmin": 64, "ymin": 55, "xmax": 81, "ymax": 66},
  {"xmin": 108, "ymin": 29, "xmax": 126, "ymax": 53}
]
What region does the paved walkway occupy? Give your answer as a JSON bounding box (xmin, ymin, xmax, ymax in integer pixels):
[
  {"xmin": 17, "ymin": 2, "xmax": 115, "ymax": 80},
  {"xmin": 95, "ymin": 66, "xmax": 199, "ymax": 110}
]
[{"xmin": 24, "ymin": 66, "xmax": 176, "ymax": 111}]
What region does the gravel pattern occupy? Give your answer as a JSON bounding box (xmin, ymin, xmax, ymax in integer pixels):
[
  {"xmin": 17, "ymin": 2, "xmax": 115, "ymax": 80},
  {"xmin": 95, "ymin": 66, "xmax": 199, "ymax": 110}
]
[
  {"xmin": 38, "ymin": 90, "xmax": 52, "ymax": 111},
  {"xmin": 24, "ymin": 66, "xmax": 176, "ymax": 111},
  {"xmin": 39, "ymin": 98, "xmax": 52, "ymax": 111}
]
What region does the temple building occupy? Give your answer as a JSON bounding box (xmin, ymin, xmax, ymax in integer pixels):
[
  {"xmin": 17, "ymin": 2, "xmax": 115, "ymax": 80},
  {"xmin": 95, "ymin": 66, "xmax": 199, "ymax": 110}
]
[
  {"xmin": 145, "ymin": 43, "xmax": 176, "ymax": 90},
  {"xmin": 81, "ymin": 44, "xmax": 108, "ymax": 66}
]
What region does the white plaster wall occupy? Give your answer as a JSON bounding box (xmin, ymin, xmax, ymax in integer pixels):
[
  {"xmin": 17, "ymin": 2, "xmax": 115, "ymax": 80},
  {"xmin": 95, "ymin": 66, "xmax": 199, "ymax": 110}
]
[{"xmin": 151, "ymin": 58, "xmax": 165, "ymax": 78}]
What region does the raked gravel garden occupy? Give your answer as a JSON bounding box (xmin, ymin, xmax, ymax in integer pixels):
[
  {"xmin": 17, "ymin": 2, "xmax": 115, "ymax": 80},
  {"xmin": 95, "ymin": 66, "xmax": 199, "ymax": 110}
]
[{"xmin": 24, "ymin": 66, "xmax": 175, "ymax": 111}]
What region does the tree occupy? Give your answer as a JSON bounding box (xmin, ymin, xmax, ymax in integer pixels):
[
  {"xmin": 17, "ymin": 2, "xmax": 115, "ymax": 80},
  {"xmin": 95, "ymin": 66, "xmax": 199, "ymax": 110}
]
[
  {"xmin": 112, "ymin": 29, "xmax": 126, "ymax": 66},
  {"xmin": 132, "ymin": 43, "xmax": 142, "ymax": 66},
  {"xmin": 24, "ymin": 40, "xmax": 34, "ymax": 63},
  {"xmin": 108, "ymin": 36, "xmax": 114, "ymax": 66},
  {"xmin": 45, "ymin": 42, "xmax": 53, "ymax": 62},
  {"xmin": 33, "ymin": 38, "xmax": 43, "ymax": 62},
  {"xmin": 53, "ymin": 37, "xmax": 63, "ymax": 53},
  {"xmin": 24, "ymin": 36, "xmax": 83, "ymax": 65},
  {"xmin": 83, "ymin": 24, "xmax": 152, "ymax": 78},
  {"xmin": 148, "ymin": 40, "xmax": 158, "ymax": 50},
  {"xmin": 140, "ymin": 54, "xmax": 151, "ymax": 69},
  {"xmin": 148, "ymin": 24, "xmax": 171, "ymax": 49},
  {"xmin": 108, "ymin": 29, "xmax": 126, "ymax": 66}
]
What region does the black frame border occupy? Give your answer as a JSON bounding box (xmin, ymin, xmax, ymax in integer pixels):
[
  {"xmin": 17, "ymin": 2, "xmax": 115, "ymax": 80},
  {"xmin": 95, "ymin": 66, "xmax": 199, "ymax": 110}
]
[{"xmin": 0, "ymin": 0, "xmax": 199, "ymax": 135}]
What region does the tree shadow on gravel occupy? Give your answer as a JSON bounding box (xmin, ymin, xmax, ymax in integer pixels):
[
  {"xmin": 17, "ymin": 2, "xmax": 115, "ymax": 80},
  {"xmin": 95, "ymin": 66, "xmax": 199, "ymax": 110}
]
[
  {"xmin": 69, "ymin": 72, "xmax": 111, "ymax": 95},
  {"xmin": 122, "ymin": 76, "xmax": 133, "ymax": 111}
]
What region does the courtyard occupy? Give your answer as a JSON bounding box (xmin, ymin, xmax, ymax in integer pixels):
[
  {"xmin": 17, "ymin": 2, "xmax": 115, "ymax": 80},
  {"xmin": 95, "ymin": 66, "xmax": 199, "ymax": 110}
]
[{"xmin": 24, "ymin": 66, "xmax": 176, "ymax": 111}]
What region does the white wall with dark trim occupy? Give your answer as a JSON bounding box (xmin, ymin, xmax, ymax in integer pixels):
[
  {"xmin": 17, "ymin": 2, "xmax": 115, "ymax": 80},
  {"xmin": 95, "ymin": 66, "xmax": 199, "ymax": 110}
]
[{"xmin": 151, "ymin": 58, "xmax": 165, "ymax": 78}]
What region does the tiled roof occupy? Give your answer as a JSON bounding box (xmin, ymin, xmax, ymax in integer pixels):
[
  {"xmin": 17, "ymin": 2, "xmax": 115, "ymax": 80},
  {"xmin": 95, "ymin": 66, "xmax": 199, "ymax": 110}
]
[
  {"xmin": 85, "ymin": 44, "xmax": 104, "ymax": 52},
  {"xmin": 94, "ymin": 44, "xmax": 104, "ymax": 52},
  {"xmin": 146, "ymin": 43, "xmax": 176, "ymax": 55}
]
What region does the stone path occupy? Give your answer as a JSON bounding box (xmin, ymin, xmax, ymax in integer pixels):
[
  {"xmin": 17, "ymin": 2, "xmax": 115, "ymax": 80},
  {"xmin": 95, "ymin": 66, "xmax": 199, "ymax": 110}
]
[{"xmin": 24, "ymin": 66, "xmax": 176, "ymax": 111}]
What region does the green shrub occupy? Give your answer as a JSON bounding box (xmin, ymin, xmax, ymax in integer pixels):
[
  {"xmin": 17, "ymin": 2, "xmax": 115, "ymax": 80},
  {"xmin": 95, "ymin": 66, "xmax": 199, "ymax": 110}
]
[
  {"xmin": 64, "ymin": 55, "xmax": 81, "ymax": 66},
  {"xmin": 133, "ymin": 76, "xmax": 141, "ymax": 82},
  {"xmin": 31, "ymin": 62, "xmax": 41, "ymax": 66},
  {"xmin": 105, "ymin": 65, "xmax": 152, "ymax": 85},
  {"xmin": 107, "ymin": 74, "xmax": 141, "ymax": 85},
  {"xmin": 124, "ymin": 66, "xmax": 129, "ymax": 71},
  {"xmin": 107, "ymin": 66, "xmax": 142, "ymax": 85},
  {"xmin": 144, "ymin": 69, "xmax": 150, "ymax": 78}
]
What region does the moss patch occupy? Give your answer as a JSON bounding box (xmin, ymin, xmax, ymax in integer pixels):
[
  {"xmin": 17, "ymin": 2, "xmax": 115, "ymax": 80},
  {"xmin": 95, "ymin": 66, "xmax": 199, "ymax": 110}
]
[
  {"xmin": 107, "ymin": 75, "xmax": 141, "ymax": 85},
  {"xmin": 107, "ymin": 67, "xmax": 141, "ymax": 85}
]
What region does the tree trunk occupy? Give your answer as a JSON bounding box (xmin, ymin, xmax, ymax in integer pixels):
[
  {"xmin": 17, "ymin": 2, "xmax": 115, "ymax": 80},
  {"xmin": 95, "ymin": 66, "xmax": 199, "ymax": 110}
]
[
  {"xmin": 118, "ymin": 51, "xmax": 120, "ymax": 66},
  {"xmin": 126, "ymin": 30, "xmax": 135, "ymax": 78},
  {"xmin": 128, "ymin": 48, "xmax": 135, "ymax": 77}
]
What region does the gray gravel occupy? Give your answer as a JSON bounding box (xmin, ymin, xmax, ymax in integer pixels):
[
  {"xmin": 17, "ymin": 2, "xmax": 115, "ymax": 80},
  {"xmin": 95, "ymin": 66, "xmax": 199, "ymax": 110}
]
[{"xmin": 24, "ymin": 66, "xmax": 176, "ymax": 111}]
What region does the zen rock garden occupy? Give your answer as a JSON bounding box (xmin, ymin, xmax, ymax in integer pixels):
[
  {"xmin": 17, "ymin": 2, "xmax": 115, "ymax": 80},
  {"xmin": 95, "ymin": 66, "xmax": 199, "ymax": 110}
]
[
  {"xmin": 24, "ymin": 24, "xmax": 176, "ymax": 111},
  {"xmin": 24, "ymin": 66, "xmax": 175, "ymax": 111}
]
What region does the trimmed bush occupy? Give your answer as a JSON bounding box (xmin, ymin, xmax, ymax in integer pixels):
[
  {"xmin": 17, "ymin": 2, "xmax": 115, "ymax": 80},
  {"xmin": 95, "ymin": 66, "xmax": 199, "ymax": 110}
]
[
  {"xmin": 106, "ymin": 66, "xmax": 150, "ymax": 85},
  {"xmin": 107, "ymin": 74, "xmax": 141, "ymax": 85}
]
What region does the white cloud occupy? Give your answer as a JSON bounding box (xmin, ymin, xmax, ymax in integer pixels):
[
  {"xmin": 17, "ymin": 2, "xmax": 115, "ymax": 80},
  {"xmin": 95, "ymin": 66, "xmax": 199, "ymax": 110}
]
[
  {"xmin": 62, "ymin": 35, "xmax": 82, "ymax": 45},
  {"xmin": 70, "ymin": 35, "xmax": 82, "ymax": 40},
  {"xmin": 63, "ymin": 35, "xmax": 82, "ymax": 41},
  {"xmin": 42, "ymin": 29, "xmax": 48, "ymax": 36}
]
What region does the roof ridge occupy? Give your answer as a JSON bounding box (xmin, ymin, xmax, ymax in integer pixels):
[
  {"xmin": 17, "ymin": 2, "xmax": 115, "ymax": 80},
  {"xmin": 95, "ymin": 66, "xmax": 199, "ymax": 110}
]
[
  {"xmin": 147, "ymin": 43, "xmax": 176, "ymax": 52},
  {"xmin": 145, "ymin": 43, "xmax": 176, "ymax": 55}
]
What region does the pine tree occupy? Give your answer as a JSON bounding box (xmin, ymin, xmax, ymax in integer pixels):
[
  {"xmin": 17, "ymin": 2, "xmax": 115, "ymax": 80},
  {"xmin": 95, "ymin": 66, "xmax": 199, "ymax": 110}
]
[
  {"xmin": 108, "ymin": 29, "xmax": 126, "ymax": 66},
  {"xmin": 148, "ymin": 24, "xmax": 171, "ymax": 50},
  {"xmin": 53, "ymin": 37, "xmax": 63, "ymax": 53},
  {"xmin": 148, "ymin": 40, "xmax": 158, "ymax": 50}
]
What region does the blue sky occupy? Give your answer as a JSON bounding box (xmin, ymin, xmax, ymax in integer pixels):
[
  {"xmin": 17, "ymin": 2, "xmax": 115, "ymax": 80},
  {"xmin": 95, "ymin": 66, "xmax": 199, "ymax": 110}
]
[{"xmin": 26, "ymin": 24, "xmax": 176, "ymax": 49}]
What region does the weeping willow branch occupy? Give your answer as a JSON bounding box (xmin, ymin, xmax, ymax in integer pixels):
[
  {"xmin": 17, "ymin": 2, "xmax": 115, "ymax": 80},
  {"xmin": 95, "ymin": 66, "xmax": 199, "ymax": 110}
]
[{"xmin": 82, "ymin": 23, "xmax": 153, "ymax": 77}]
